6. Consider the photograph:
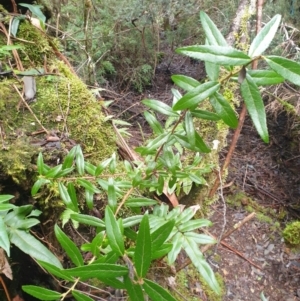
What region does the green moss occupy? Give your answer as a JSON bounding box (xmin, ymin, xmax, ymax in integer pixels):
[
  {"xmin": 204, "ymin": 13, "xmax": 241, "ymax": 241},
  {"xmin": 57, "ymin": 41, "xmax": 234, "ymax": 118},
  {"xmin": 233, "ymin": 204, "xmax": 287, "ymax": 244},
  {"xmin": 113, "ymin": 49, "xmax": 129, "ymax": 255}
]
[
  {"xmin": 283, "ymin": 221, "xmax": 300, "ymax": 247},
  {"xmin": 0, "ymin": 20, "xmax": 116, "ymax": 186}
]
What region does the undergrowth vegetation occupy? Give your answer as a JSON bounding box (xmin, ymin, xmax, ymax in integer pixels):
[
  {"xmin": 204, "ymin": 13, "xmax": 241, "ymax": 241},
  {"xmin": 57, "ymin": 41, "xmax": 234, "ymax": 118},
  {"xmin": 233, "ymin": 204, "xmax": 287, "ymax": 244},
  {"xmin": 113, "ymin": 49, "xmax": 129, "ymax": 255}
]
[
  {"xmin": 1, "ymin": 7, "xmax": 300, "ymax": 300},
  {"xmin": 49, "ymin": 0, "xmax": 239, "ymax": 91}
]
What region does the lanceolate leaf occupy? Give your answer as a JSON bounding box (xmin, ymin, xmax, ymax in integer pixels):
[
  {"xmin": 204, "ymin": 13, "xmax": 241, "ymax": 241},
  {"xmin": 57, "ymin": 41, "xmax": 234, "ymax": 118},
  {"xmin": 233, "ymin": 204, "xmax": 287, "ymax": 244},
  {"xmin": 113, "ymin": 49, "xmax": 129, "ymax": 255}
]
[
  {"xmin": 173, "ymin": 81, "xmax": 220, "ymax": 111},
  {"xmin": 240, "ymin": 74, "xmax": 269, "ymax": 143},
  {"xmin": 75, "ymin": 146, "xmax": 85, "ymax": 176},
  {"xmin": 151, "ymin": 243, "xmax": 173, "ymax": 260},
  {"xmin": 183, "ymin": 237, "xmax": 221, "ymax": 295},
  {"xmin": 191, "ymin": 109, "xmax": 221, "ymax": 121},
  {"xmin": 71, "ymin": 213, "xmax": 105, "ymax": 227},
  {"xmin": 209, "ymin": 93, "xmax": 238, "ymax": 128},
  {"xmin": 135, "ymin": 214, "xmax": 151, "ymax": 278},
  {"xmin": 64, "ymin": 263, "xmax": 128, "ymax": 280},
  {"xmin": 31, "ymin": 179, "xmax": 50, "ymax": 196},
  {"xmin": 0, "ymin": 195, "xmax": 14, "ymax": 203},
  {"xmin": 247, "ymin": 70, "xmax": 284, "ymax": 86},
  {"xmin": 54, "ymin": 225, "xmax": 84, "ymax": 267},
  {"xmin": 58, "ymin": 182, "xmax": 74, "ymax": 210},
  {"xmin": 125, "ymin": 197, "xmax": 157, "ymax": 207},
  {"xmin": 200, "ymin": 11, "xmax": 228, "ymax": 46},
  {"xmin": 195, "ymin": 132, "xmax": 211, "ymax": 153},
  {"xmin": 0, "ymin": 218, "xmax": 10, "ymax": 256},
  {"xmin": 144, "ymin": 111, "xmax": 164, "ymax": 135},
  {"xmin": 142, "ymin": 99, "xmax": 179, "ymax": 117},
  {"xmin": 171, "ymin": 75, "xmax": 200, "ymax": 92},
  {"xmin": 248, "ymin": 14, "xmax": 281, "ymax": 57},
  {"xmin": 124, "ymin": 275, "xmax": 144, "ymax": 301},
  {"xmin": 151, "ymin": 219, "xmax": 175, "ymax": 250},
  {"xmin": 105, "ymin": 206, "xmax": 125, "ymax": 256},
  {"xmin": 38, "ymin": 261, "xmax": 73, "ymax": 281},
  {"xmin": 176, "ymin": 45, "xmax": 251, "ymax": 66},
  {"xmin": 10, "ymin": 230, "xmax": 62, "ymax": 268},
  {"xmin": 264, "ymin": 56, "xmax": 300, "ymax": 86},
  {"xmin": 143, "ymin": 279, "xmax": 177, "ymax": 301},
  {"xmin": 185, "ymin": 111, "xmax": 196, "ymax": 147},
  {"xmin": 22, "ymin": 286, "xmax": 61, "ymax": 301},
  {"xmin": 72, "ymin": 290, "xmax": 94, "ymax": 301}
]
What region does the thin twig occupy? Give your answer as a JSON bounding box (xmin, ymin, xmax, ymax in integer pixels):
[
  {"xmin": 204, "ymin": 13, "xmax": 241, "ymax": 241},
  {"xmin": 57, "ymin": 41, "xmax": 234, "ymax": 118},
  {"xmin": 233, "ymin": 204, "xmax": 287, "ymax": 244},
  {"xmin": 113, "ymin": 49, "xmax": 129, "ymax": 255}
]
[
  {"xmin": 13, "ymin": 84, "xmax": 50, "ymax": 135},
  {"xmin": 209, "ymin": 0, "xmax": 265, "ymax": 198},
  {"xmin": 176, "ymin": 212, "xmax": 256, "ymax": 272},
  {"xmin": 0, "ymin": 275, "xmax": 11, "ymax": 301}
]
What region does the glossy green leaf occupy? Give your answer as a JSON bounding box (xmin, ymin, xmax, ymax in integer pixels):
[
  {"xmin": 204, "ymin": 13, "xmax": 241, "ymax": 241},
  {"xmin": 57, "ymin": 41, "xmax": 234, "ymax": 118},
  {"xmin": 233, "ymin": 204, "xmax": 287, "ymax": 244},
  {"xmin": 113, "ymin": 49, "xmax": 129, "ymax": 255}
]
[
  {"xmin": 184, "ymin": 232, "xmax": 216, "ymax": 244},
  {"xmin": 142, "ymin": 99, "xmax": 179, "ymax": 117},
  {"xmin": 107, "ymin": 178, "xmax": 117, "ymax": 209},
  {"xmin": 151, "ymin": 243, "xmax": 173, "ymax": 260},
  {"xmin": 71, "ymin": 213, "xmax": 105, "ymax": 227},
  {"xmin": 72, "ymin": 290, "xmax": 94, "ymax": 301},
  {"xmin": 173, "ymin": 81, "xmax": 220, "ymax": 111},
  {"xmin": 11, "ymin": 17, "xmax": 21, "ymax": 38},
  {"xmin": 55, "ymin": 225, "xmax": 84, "ymax": 267},
  {"xmin": 176, "ymin": 206, "xmax": 199, "ymax": 224},
  {"xmin": 183, "ymin": 237, "xmax": 220, "ymax": 294},
  {"xmin": 67, "ymin": 183, "xmax": 79, "ymax": 213},
  {"xmin": 38, "ymin": 261, "xmax": 73, "ymax": 281},
  {"xmin": 264, "ymin": 56, "xmax": 300, "ymax": 86},
  {"xmin": 56, "ymin": 167, "xmax": 74, "ymax": 178},
  {"xmin": 143, "ymin": 279, "xmax": 177, "ymax": 301},
  {"xmin": 37, "ymin": 152, "xmax": 44, "ymax": 175},
  {"xmin": 75, "ymin": 146, "xmax": 85, "ymax": 176},
  {"xmin": 22, "ymin": 286, "xmax": 61, "ymax": 300},
  {"xmin": 0, "ymin": 195, "xmax": 14, "ymax": 203},
  {"xmin": 97, "ymin": 276, "xmax": 126, "ymax": 289},
  {"xmin": 64, "ymin": 263, "xmax": 128, "ymax": 280},
  {"xmin": 105, "ymin": 206, "xmax": 124, "ymax": 256},
  {"xmin": 248, "ymin": 14, "xmax": 281, "ymax": 57},
  {"xmin": 168, "ymin": 232, "xmax": 183, "ymax": 264},
  {"xmin": 205, "ymin": 37, "xmax": 220, "ymax": 80},
  {"xmin": 84, "ymin": 162, "xmax": 96, "ymax": 176},
  {"xmin": 95, "ymin": 158, "xmax": 112, "ymax": 176},
  {"xmin": 85, "ymin": 189, "xmax": 94, "ymax": 209},
  {"xmin": 241, "ymin": 74, "xmax": 269, "ymax": 142},
  {"xmin": 247, "ymin": 70, "xmax": 284, "ymax": 86},
  {"xmin": 171, "ymin": 74, "xmax": 200, "ymax": 91},
  {"xmin": 176, "ymin": 45, "xmax": 251, "ymax": 66},
  {"xmin": 185, "ymin": 111, "xmax": 195, "ymax": 147},
  {"xmin": 122, "ymin": 215, "xmax": 143, "ymax": 228},
  {"xmin": 0, "ymin": 218, "xmax": 10, "ymax": 256},
  {"xmin": 125, "ymin": 197, "xmax": 157, "ymax": 207},
  {"xmin": 144, "ymin": 111, "xmax": 164, "ymax": 135},
  {"xmin": 44, "ymin": 165, "xmax": 62, "ymax": 178},
  {"xmin": 13, "ymin": 218, "xmax": 40, "ymax": 230},
  {"xmin": 62, "ymin": 146, "xmax": 76, "ymax": 169},
  {"xmin": 19, "ymin": 3, "xmax": 46, "ymax": 23},
  {"xmin": 58, "ymin": 182, "xmax": 74, "ymax": 210},
  {"xmin": 209, "ymin": 93, "xmax": 238, "ymax": 128},
  {"xmin": 10, "ymin": 230, "xmax": 62, "ymax": 268},
  {"xmin": 189, "ymin": 173, "xmax": 206, "ymax": 185},
  {"xmin": 124, "ymin": 275, "xmax": 144, "ymax": 301},
  {"xmin": 0, "ymin": 204, "xmax": 17, "ymax": 211},
  {"xmin": 191, "ymin": 109, "xmax": 220, "ymax": 121},
  {"xmin": 178, "ymin": 219, "xmax": 212, "ymax": 232},
  {"xmin": 151, "ymin": 219, "xmax": 175, "ymax": 250},
  {"xmin": 195, "ymin": 132, "xmax": 211, "ymax": 153},
  {"xmin": 145, "ymin": 132, "xmax": 170, "ymax": 153},
  {"xmin": 200, "ymin": 11, "xmax": 228, "ymax": 46},
  {"xmin": 77, "ymin": 179, "xmax": 100, "ymax": 193},
  {"xmin": 135, "ymin": 214, "xmax": 151, "ymax": 278}
]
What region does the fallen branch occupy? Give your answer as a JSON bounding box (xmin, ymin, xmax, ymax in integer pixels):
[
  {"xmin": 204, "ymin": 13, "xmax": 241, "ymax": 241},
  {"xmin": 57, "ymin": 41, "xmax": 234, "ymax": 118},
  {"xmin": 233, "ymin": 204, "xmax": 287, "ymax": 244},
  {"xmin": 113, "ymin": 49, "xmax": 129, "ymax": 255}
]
[{"xmin": 176, "ymin": 212, "xmax": 256, "ymax": 271}]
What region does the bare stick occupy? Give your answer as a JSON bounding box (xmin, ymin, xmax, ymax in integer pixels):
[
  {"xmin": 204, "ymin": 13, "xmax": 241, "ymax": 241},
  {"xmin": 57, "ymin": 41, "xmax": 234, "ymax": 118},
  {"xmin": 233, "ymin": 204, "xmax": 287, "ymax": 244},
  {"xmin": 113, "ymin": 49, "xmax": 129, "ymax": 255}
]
[
  {"xmin": 13, "ymin": 84, "xmax": 49, "ymax": 135},
  {"xmin": 176, "ymin": 212, "xmax": 256, "ymax": 271},
  {"xmin": 209, "ymin": 0, "xmax": 265, "ymax": 198}
]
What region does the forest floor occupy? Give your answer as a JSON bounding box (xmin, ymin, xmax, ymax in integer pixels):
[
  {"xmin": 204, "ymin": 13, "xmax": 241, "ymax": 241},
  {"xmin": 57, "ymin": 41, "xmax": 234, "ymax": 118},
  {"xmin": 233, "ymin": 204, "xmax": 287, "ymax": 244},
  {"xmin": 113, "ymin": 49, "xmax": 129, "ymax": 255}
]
[{"xmin": 107, "ymin": 52, "xmax": 300, "ymax": 300}]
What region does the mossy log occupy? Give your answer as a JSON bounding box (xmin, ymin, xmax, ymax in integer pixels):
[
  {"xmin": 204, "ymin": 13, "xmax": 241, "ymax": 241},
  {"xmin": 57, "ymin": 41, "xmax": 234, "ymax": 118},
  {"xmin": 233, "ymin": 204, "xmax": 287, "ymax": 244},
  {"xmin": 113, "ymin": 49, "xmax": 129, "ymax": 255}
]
[{"xmin": 0, "ymin": 18, "xmax": 116, "ymax": 188}]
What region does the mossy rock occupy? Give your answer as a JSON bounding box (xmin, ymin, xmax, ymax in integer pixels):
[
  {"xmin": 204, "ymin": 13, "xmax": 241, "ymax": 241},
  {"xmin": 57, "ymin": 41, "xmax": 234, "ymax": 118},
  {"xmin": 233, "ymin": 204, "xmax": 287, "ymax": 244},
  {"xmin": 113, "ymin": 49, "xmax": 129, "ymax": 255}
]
[{"xmin": 0, "ymin": 19, "xmax": 116, "ymax": 187}]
